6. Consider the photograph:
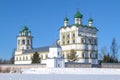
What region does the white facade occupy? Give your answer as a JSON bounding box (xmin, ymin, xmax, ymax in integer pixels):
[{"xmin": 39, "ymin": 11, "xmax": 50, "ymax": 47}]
[
  {"xmin": 14, "ymin": 10, "xmax": 98, "ymax": 65},
  {"xmin": 59, "ymin": 10, "xmax": 98, "ymax": 64},
  {"xmin": 46, "ymin": 42, "xmax": 65, "ymax": 68}
]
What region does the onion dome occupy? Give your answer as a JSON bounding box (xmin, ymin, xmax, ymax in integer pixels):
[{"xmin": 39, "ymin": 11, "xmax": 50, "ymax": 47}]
[
  {"xmin": 64, "ymin": 17, "xmax": 69, "ymax": 21},
  {"xmin": 88, "ymin": 18, "xmax": 93, "ymax": 22},
  {"xmin": 22, "ymin": 26, "xmax": 28, "ymax": 31},
  {"xmin": 74, "ymin": 10, "xmax": 83, "ymax": 18}
]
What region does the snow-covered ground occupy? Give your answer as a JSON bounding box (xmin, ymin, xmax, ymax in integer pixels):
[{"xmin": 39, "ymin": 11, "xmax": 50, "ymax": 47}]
[
  {"xmin": 23, "ymin": 68, "xmax": 120, "ymax": 75},
  {"xmin": 0, "ymin": 68, "xmax": 120, "ymax": 80},
  {"xmin": 0, "ymin": 74, "xmax": 120, "ymax": 80}
]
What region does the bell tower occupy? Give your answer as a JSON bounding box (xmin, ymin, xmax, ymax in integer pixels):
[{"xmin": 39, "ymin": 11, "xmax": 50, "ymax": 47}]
[{"xmin": 17, "ymin": 26, "xmax": 33, "ymax": 51}]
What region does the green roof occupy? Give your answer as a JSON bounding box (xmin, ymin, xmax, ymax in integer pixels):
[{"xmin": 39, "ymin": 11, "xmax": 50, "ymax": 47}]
[
  {"xmin": 64, "ymin": 17, "xmax": 69, "ymax": 21},
  {"xmin": 88, "ymin": 18, "xmax": 93, "ymax": 22},
  {"xmin": 22, "ymin": 26, "xmax": 28, "ymax": 31},
  {"xmin": 74, "ymin": 10, "xmax": 83, "ymax": 18}
]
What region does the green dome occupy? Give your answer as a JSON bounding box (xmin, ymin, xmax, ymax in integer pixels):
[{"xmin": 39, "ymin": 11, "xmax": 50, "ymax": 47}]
[
  {"xmin": 74, "ymin": 10, "xmax": 83, "ymax": 18},
  {"xmin": 64, "ymin": 17, "xmax": 69, "ymax": 21},
  {"xmin": 22, "ymin": 26, "xmax": 28, "ymax": 31},
  {"xmin": 88, "ymin": 18, "xmax": 93, "ymax": 22}
]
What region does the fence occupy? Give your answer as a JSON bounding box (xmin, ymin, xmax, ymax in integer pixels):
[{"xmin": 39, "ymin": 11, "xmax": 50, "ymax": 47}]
[
  {"xmin": 65, "ymin": 62, "xmax": 92, "ymax": 68},
  {"xmin": 101, "ymin": 63, "xmax": 120, "ymax": 68},
  {"xmin": 0, "ymin": 64, "xmax": 46, "ymax": 73}
]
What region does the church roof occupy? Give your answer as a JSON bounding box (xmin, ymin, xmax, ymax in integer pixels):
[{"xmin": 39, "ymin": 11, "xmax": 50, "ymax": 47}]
[
  {"xmin": 23, "ymin": 46, "xmax": 49, "ymax": 54},
  {"xmin": 64, "ymin": 17, "xmax": 69, "ymax": 21},
  {"xmin": 59, "ymin": 24, "xmax": 98, "ymax": 31},
  {"xmin": 50, "ymin": 41, "xmax": 61, "ymax": 48},
  {"xmin": 88, "ymin": 18, "xmax": 93, "ymax": 22},
  {"xmin": 22, "ymin": 26, "xmax": 28, "ymax": 31},
  {"xmin": 74, "ymin": 10, "xmax": 83, "ymax": 18}
]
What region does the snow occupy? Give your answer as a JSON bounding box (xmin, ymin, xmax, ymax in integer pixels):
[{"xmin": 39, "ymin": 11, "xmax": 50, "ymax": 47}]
[
  {"xmin": 0, "ymin": 74, "xmax": 120, "ymax": 80},
  {"xmin": 0, "ymin": 68, "xmax": 120, "ymax": 80},
  {"xmin": 23, "ymin": 68, "xmax": 120, "ymax": 75}
]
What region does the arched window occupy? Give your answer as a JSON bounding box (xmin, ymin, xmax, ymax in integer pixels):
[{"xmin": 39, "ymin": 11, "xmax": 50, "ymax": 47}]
[{"xmin": 22, "ymin": 40, "xmax": 25, "ymax": 44}]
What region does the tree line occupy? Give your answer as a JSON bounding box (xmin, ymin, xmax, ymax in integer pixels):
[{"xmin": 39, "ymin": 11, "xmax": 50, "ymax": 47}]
[{"xmin": 100, "ymin": 38, "xmax": 119, "ymax": 63}]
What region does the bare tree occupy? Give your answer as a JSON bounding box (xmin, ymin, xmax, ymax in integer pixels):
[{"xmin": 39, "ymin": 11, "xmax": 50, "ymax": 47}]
[{"xmin": 110, "ymin": 38, "xmax": 118, "ymax": 62}]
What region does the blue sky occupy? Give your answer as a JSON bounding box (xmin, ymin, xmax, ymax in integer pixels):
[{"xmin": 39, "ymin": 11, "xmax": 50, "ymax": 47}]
[{"xmin": 0, "ymin": 0, "xmax": 120, "ymax": 59}]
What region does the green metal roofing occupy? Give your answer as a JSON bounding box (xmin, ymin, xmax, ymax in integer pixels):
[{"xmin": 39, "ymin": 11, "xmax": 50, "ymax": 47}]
[
  {"xmin": 88, "ymin": 18, "xmax": 93, "ymax": 22},
  {"xmin": 22, "ymin": 26, "xmax": 28, "ymax": 31},
  {"xmin": 64, "ymin": 17, "xmax": 69, "ymax": 21},
  {"xmin": 74, "ymin": 10, "xmax": 83, "ymax": 18},
  {"xmin": 19, "ymin": 25, "xmax": 31, "ymax": 36}
]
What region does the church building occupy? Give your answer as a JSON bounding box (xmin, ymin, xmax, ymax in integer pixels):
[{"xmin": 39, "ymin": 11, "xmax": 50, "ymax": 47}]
[{"xmin": 14, "ymin": 10, "xmax": 98, "ymax": 66}]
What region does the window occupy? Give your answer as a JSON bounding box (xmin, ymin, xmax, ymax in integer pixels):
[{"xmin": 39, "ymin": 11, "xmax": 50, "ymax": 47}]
[
  {"xmin": 19, "ymin": 57, "xmax": 21, "ymax": 61},
  {"xmin": 63, "ymin": 54, "xmax": 64, "ymax": 58},
  {"xmin": 67, "ymin": 34, "xmax": 70, "ymax": 38},
  {"xmin": 95, "ymin": 53, "xmax": 97, "ymax": 58},
  {"xmin": 67, "ymin": 40, "xmax": 69, "ymax": 44},
  {"xmin": 22, "ymin": 40, "xmax": 25, "ymax": 44},
  {"xmin": 27, "ymin": 46, "xmax": 29, "ymax": 49},
  {"xmin": 89, "ymin": 39, "xmax": 91, "ymax": 44},
  {"xmin": 26, "ymin": 56, "xmax": 28, "ymax": 60},
  {"xmin": 73, "ymin": 40, "xmax": 75, "ymax": 43},
  {"xmin": 63, "ymin": 41, "xmax": 65, "ymax": 45},
  {"xmin": 27, "ymin": 40, "xmax": 29, "ymax": 45},
  {"xmin": 81, "ymin": 38, "xmax": 84, "ymax": 43},
  {"xmin": 62, "ymin": 35, "xmax": 65, "ymax": 39},
  {"xmin": 82, "ymin": 52, "xmax": 84, "ymax": 58},
  {"xmin": 58, "ymin": 64, "xmax": 60, "ymax": 67},
  {"xmin": 46, "ymin": 54, "xmax": 48, "ymax": 59},
  {"xmin": 18, "ymin": 40, "xmax": 20, "ymax": 44},
  {"xmin": 16, "ymin": 57, "xmax": 18, "ymax": 61},
  {"xmin": 90, "ymin": 53, "xmax": 92, "ymax": 58},
  {"xmin": 72, "ymin": 34, "xmax": 75, "ymax": 37},
  {"xmin": 95, "ymin": 39, "xmax": 97, "ymax": 45}
]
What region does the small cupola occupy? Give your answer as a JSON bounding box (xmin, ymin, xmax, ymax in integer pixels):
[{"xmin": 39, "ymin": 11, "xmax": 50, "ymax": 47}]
[
  {"xmin": 74, "ymin": 10, "xmax": 83, "ymax": 25},
  {"xmin": 19, "ymin": 26, "xmax": 31, "ymax": 36},
  {"xmin": 88, "ymin": 18, "xmax": 93, "ymax": 27},
  {"xmin": 64, "ymin": 17, "xmax": 69, "ymax": 26}
]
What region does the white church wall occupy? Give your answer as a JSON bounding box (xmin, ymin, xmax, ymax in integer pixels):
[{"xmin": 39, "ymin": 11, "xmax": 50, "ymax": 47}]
[
  {"xmin": 15, "ymin": 60, "xmax": 32, "ymax": 64},
  {"xmin": 46, "ymin": 58, "xmax": 55, "ymax": 68}
]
